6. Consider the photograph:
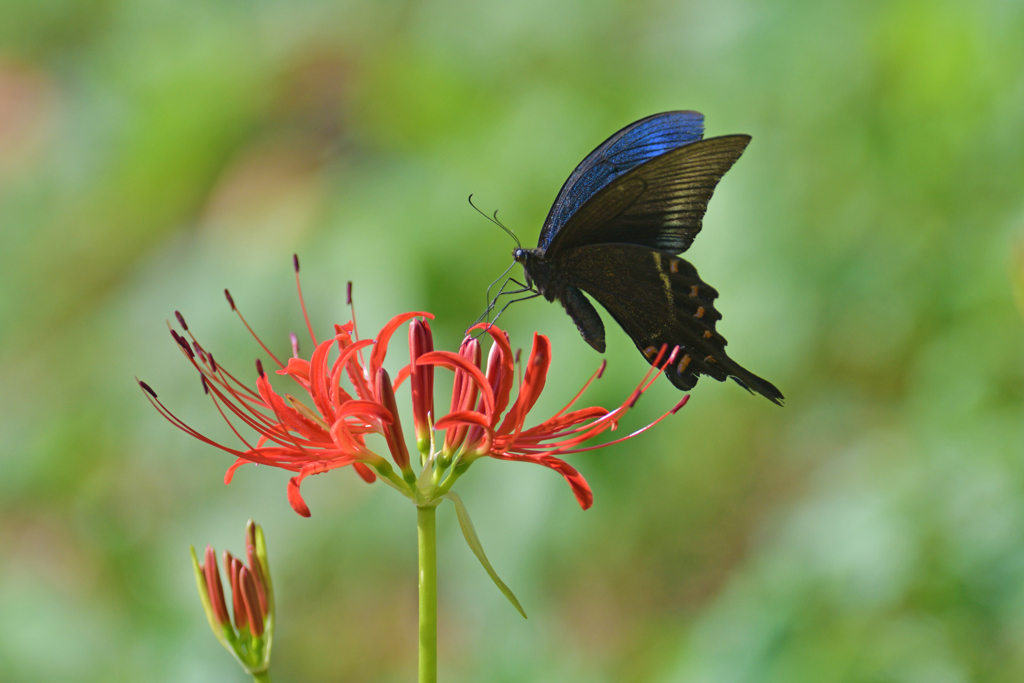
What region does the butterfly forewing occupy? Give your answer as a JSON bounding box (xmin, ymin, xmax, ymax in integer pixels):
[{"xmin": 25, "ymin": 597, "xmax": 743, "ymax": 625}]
[
  {"xmin": 538, "ymin": 111, "xmax": 705, "ymax": 252},
  {"xmin": 544, "ymin": 135, "xmax": 751, "ymax": 257},
  {"xmin": 555, "ymin": 243, "xmax": 783, "ymax": 404}
]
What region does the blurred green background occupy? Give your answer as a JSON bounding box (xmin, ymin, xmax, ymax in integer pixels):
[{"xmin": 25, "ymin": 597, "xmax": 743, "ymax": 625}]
[{"xmin": 2, "ymin": 0, "xmax": 1024, "ymax": 681}]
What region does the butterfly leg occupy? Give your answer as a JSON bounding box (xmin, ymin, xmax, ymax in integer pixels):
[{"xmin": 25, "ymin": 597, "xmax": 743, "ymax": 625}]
[
  {"xmin": 472, "ymin": 276, "xmax": 535, "ymax": 328},
  {"xmin": 483, "ymin": 260, "xmax": 517, "ymax": 317},
  {"xmin": 486, "ymin": 292, "xmax": 542, "ymax": 329}
]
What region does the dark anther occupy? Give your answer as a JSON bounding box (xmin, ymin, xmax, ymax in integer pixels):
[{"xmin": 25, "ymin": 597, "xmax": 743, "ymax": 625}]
[
  {"xmin": 514, "ymin": 348, "xmax": 522, "ymax": 364},
  {"xmin": 596, "ymin": 359, "xmax": 607, "ymax": 379},
  {"xmin": 346, "ymin": 281, "xmax": 352, "ymax": 305},
  {"xmin": 225, "ymin": 289, "xmax": 236, "ymax": 311},
  {"xmin": 175, "ymin": 310, "xmax": 188, "ymax": 330},
  {"xmin": 627, "ymin": 389, "xmax": 642, "ymax": 408},
  {"xmin": 172, "ymin": 330, "xmax": 194, "ymax": 358},
  {"xmin": 201, "ymin": 375, "xmax": 209, "ymax": 395},
  {"xmin": 207, "ymin": 352, "xmax": 217, "ymax": 372},
  {"xmin": 138, "ymin": 380, "xmax": 158, "ymax": 398},
  {"xmin": 256, "ymin": 359, "xmax": 265, "ymax": 377},
  {"xmin": 293, "ymin": 254, "xmax": 300, "ymax": 272}
]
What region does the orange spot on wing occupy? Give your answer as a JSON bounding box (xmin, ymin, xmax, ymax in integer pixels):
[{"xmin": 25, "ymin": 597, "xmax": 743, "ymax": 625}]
[
  {"xmin": 678, "ymin": 354, "xmax": 692, "ymax": 373},
  {"xmin": 703, "ymin": 330, "xmax": 713, "ymax": 339},
  {"xmin": 689, "ymin": 285, "xmax": 699, "ymax": 298},
  {"xmin": 694, "ymin": 307, "xmax": 705, "ymax": 319},
  {"xmin": 670, "ymin": 259, "xmax": 679, "ymax": 274},
  {"xmin": 704, "ymin": 355, "xmax": 716, "ymax": 363}
]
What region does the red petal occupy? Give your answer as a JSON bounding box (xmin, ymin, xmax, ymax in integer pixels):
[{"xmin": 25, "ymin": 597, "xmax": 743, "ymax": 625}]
[
  {"xmin": 467, "ymin": 323, "xmax": 514, "ymax": 423},
  {"xmin": 417, "ymin": 350, "xmax": 495, "ymax": 417},
  {"xmin": 308, "ymin": 338, "xmax": 338, "ymax": 422},
  {"xmin": 335, "ymin": 399, "xmax": 393, "ymax": 423},
  {"xmin": 256, "ymin": 375, "xmax": 332, "ymax": 443},
  {"xmin": 392, "ymin": 364, "xmax": 412, "ymax": 391},
  {"xmin": 353, "ymin": 462, "xmax": 377, "ymax": 483},
  {"xmin": 329, "ymin": 338, "xmax": 374, "ymax": 404},
  {"xmin": 370, "ymin": 311, "xmax": 434, "ymax": 378},
  {"xmin": 224, "ymin": 458, "xmax": 249, "ymax": 484},
  {"xmin": 286, "ymin": 461, "xmax": 334, "ymax": 517},
  {"xmin": 497, "ymin": 333, "xmax": 550, "ymax": 436},
  {"xmin": 491, "ymin": 450, "xmax": 593, "ymax": 509},
  {"xmin": 277, "ymin": 357, "xmax": 311, "ymax": 384},
  {"xmin": 287, "ymin": 476, "xmax": 312, "ymax": 517},
  {"xmin": 434, "ymin": 410, "xmax": 490, "ymax": 430}
]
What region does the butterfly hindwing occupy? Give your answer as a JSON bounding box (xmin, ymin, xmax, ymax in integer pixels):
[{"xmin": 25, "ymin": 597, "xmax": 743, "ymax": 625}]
[
  {"xmin": 538, "ymin": 111, "xmax": 705, "ymax": 252},
  {"xmin": 544, "ymin": 135, "xmax": 751, "ymax": 257},
  {"xmin": 555, "ymin": 243, "xmax": 784, "ymax": 405}
]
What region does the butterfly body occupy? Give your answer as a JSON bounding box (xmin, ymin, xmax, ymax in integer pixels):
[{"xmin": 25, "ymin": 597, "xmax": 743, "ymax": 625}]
[{"xmin": 513, "ymin": 111, "xmax": 784, "ymax": 405}]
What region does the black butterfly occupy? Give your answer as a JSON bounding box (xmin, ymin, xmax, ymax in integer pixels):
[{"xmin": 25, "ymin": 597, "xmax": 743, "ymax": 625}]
[{"xmin": 508, "ymin": 110, "xmax": 784, "ymax": 405}]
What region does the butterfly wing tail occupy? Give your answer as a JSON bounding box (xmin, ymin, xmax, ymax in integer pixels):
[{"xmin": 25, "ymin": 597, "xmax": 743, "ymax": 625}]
[
  {"xmin": 727, "ymin": 365, "xmax": 785, "ymax": 406},
  {"xmin": 662, "ymin": 347, "xmax": 784, "ymax": 406}
]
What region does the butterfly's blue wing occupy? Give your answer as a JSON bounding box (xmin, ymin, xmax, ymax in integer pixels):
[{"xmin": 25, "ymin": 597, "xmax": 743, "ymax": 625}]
[
  {"xmin": 537, "ymin": 111, "xmax": 705, "ymax": 252},
  {"xmin": 545, "ymin": 135, "xmax": 750, "ymax": 256}
]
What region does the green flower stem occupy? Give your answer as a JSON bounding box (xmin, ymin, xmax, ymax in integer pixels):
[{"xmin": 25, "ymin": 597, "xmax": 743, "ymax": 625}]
[
  {"xmin": 418, "ymin": 505, "xmax": 438, "ymax": 683},
  {"xmin": 252, "ymin": 670, "xmax": 272, "ymax": 683}
]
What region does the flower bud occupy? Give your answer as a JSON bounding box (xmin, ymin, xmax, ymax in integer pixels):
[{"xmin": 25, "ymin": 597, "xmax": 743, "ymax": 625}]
[
  {"xmin": 409, "ymin": 319, "xmax": 435, "ymax": 455},
  {"xmin": 465, "ymin": 340, "xmax": 508, "ymax": 451},
  {"xmin": 376, "ymin": 367, "xmax": 413, "ymax": 480},
  {"xmin": 189, "ymin": 520, "xmax": 275, "ymax": 676},
  {"xmin": 443, "ymin": 337, "xmax": 481, "ymax": 456}
]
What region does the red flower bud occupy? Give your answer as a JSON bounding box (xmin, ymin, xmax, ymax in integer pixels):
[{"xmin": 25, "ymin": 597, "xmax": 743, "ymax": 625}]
[
  {"xmin": 376, "ymin": 368, "xmax": 411, "ymax": 473},
  {"xmin": 409, "ymin": 319, "xmax": 435, "ymax": 449},
  {"xmin": 245, "ymin": 521, "xmax": 268, "ymax": 616},
  {"xmin": 203, "ymin": 545, "xmax": 230, "ymax": 626},
  {"xmin": 443, "ymin": 338, "xmax": 481, "ymax": 454},
  {"xmin": 239, "ymin": 566, "xmax": 264, "ymax": 636},
  {"xmin": 225, "ymin": 552, "xmax": 248, "ymax": 631}
]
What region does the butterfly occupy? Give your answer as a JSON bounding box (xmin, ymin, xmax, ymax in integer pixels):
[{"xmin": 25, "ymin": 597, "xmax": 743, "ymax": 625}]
[{"xmin": 508, "ymin": 110, "xmax": 784, "ymax": 405}]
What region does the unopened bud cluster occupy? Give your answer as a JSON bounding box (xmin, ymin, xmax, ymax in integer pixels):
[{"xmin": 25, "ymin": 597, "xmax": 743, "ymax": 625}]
[{"xmin": 190, "ymin": 520, "xmax": 275, "ymax": 676}]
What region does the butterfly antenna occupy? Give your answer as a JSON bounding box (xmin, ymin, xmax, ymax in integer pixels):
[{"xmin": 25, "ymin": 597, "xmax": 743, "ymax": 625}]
[
  {"xmin": 490, "ymin": 209, "xmax": 521, "ymax": 249},
  {"xmin": 468, "ymin": 194, "xmax": 521, "ymax": 248}
]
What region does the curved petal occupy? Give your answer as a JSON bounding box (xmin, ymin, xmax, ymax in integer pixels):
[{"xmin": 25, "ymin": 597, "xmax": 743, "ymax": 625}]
[
  {"xmin": 436, "ymin": 410, "xmax": 494, "ymax": 455},
  {"xmin": 335, "ymin": 399, "xmax": 393, "ymax": 423},
  {"xmin": 352, "ymin": 462, "xmax": 377, "ymax": 483},
  {"xmin": 497, "ymin": 333, "xmax": 551, "ymax": 436},
  {"xmin": 287, "ymin": 476, "xmax": 312, "ymax": 517},
  {"xmin": 491, "ymin": 450, "xmax": 593, "ymax": 510},
  {"xmin": 224, "ymin": 457, "xmax": 249, "ymax": 484},
  {"xmin": 287, "ymin": 460, "xmax": 343, "ymax": 517},
  {"xmin": 329, "ymin": 338, "xmax": 374, "ymax": 406},
  {"xmin": 370, "ymin": 311, "xmax": 434, "ymax": 378},
  {"xmin": 277, "ymin": 357, "xmax": 311, "ymax": 384},
  {"xmin": 392, "ymin": 364, "xmax": 413, "ymax": 391},
  {"xmin": 434, "ymin": 410, "xmax": 490, "ymax": 431},
  {"xmin": 256, "ymin": 375, "xmax": 332, "ymax": 443},
  {"xmin": 466, "ymin": 323, "xmax": 514, "ymax": 423},
  {"xmin": 417, "ymin": 350, "xmax": 495, "ymax": 417},
  {"xmin": 308, "ymin": 338, "xmax": 338, "ymax": 421}
]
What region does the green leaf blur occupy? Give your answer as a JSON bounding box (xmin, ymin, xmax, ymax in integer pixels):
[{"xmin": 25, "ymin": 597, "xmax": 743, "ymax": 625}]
[{"xmin": 1, "ymin": 0, "xmax": 1022, "ymax": 681}]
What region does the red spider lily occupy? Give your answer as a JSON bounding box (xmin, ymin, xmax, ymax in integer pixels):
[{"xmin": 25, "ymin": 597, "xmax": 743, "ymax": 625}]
[{"xmin": 139, "ymin": 256, "xmax": 688, "ymax": 516}]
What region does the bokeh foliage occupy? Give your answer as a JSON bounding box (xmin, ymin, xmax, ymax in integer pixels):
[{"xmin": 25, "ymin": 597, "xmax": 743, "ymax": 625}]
[{"xmin": 2, "ymin": 0, "xmax": 1023, "ymax": 681}]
